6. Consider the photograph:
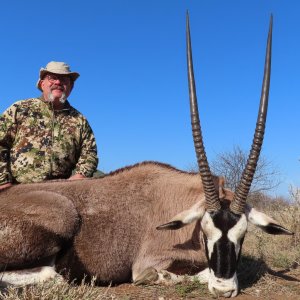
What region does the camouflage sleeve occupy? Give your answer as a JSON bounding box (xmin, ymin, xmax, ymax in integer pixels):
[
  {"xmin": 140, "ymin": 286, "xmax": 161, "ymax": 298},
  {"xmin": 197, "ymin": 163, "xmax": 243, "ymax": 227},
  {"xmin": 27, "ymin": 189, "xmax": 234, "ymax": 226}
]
[
  {"xmin": 74, "ymin": 119, "xmax": 98, "ymax": 178},
  {"xmin": 0, "ymin": 104, "xmax": 18, "ymax": 185}
]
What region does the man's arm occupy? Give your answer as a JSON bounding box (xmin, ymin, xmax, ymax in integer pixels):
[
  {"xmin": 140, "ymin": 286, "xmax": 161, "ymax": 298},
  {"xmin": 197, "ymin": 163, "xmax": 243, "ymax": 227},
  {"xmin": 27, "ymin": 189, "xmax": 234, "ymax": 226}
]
[
  {"xmin": 0, "ymin": 104, "xmax": 18, "ymax": 187},
  {"xmin": 69, "ymin": 173, "xmax": 86, "ymax": 180},
  {"xmin": 72, "ymin": 119, "xmax": 98, "ymax": 179},
  {"xmin": 0, "ymin": 182, "xmax": 13, "ymax": 190}
]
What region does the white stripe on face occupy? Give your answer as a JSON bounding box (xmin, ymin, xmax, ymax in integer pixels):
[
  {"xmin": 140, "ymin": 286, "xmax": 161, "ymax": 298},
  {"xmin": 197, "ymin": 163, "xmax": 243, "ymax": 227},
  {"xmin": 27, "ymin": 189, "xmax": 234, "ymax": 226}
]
[
  {"xmin": 227, "ymin": 214, "xmax": 247, "ymax": 256},
  {"xmin": 201, "ymin": 212, "xmax": 222, "ymax": 259}
]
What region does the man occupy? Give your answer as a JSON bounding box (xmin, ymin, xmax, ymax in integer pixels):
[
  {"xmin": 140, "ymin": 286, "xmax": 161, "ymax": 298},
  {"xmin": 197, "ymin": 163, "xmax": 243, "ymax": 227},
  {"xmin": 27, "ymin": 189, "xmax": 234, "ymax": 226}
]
[{"xmin": 0, "ymin": 61, "xmax": 98, "ymax": 190}]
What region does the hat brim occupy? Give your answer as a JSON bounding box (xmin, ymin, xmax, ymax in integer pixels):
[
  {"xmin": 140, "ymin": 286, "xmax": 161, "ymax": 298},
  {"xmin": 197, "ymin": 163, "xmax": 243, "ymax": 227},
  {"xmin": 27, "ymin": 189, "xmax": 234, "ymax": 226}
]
[{"xmin": 36, "ymin": 69, "xmax": 80, "ymax": 91}]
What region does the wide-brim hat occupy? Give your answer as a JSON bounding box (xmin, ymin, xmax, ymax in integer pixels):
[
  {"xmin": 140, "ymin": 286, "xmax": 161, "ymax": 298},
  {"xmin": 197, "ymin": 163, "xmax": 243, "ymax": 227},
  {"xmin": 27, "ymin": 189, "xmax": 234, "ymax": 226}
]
[{"xmin": 36, "ymin": 61, "xmax": 80, "ymax": 91}]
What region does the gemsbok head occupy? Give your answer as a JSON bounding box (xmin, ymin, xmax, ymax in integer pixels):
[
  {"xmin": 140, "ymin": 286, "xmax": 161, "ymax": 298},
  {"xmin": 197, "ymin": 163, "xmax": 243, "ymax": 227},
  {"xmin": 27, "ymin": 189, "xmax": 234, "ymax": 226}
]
[{"xmin": 157, "ymin": 13, "xmax": 293, "ymax": 298}]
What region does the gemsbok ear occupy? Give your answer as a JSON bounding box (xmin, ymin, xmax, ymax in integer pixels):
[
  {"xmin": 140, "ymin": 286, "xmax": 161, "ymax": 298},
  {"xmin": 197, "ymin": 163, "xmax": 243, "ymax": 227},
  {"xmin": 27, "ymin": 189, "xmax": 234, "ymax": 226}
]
[
  {"xmin": 246, "ymin": 206, "xmax": 294, "ymax": 235},
  {"xmin": 156, "ymin": 200, "xmax": 206, "ymax": 231},
  {"xmin": 157, "ymin": 220, "xmax": 186, "ymax": 230}
]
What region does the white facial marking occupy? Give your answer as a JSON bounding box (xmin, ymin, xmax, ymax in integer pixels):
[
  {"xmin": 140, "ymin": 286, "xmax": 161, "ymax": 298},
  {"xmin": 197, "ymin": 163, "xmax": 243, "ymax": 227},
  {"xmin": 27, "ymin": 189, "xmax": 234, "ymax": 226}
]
[
  {"xmin": 181, "ymin": 201, "xmax": 206, "ymax": 224},
  {"xmin": 227, "ymin": 214, "xmax": 247, "ymax": 256},
  {"xmin": 201, "ymin": 212, "xmax": 222, "ymax": 259},
  {"xmin": 208, "ymin": 269, "xmax": 238, "ymax": 298}
]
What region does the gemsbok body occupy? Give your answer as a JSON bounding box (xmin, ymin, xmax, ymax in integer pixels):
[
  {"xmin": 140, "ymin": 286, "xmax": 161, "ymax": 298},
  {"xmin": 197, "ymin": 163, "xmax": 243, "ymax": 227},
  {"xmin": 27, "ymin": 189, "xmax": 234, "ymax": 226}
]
[{"xmin": 0, "ymin": 14, "xmax": 293, "ymax": 298}]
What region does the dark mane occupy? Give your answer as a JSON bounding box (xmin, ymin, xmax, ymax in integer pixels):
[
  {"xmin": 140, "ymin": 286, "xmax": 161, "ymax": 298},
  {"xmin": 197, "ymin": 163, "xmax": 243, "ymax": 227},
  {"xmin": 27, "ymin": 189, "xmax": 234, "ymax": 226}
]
[
  {"xmin": 105, "ymin": 161, "xmax": 199, "ymax": 177},
  {"xmin": 0, "ymin": 161, "xmax": 198, "ymax": 191}
]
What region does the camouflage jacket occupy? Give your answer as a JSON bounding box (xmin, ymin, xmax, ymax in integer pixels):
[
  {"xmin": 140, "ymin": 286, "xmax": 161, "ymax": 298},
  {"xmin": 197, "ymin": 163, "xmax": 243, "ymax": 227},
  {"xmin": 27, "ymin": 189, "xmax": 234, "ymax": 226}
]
[{"xmin": 0, "ymin": 97, "xmax": 98, "ymax": 184}]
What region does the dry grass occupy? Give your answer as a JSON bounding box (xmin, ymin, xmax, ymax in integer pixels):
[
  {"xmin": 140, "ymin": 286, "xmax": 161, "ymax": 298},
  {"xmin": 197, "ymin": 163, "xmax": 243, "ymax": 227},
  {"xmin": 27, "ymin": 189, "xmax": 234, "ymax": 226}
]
[
  {"xmin": 0, "ymin": 278, "xmax": 116, "ymax": 300},
  {"xmin": 1, "ymin": 201, "xmax": 299, "ymax": 299}
]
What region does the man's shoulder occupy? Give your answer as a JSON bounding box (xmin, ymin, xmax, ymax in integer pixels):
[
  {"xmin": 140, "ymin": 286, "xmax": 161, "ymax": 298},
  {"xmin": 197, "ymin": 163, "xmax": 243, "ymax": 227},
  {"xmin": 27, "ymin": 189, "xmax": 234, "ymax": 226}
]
[
  {"xmin": 2, "ymin": 98, "xmax": 41, "ymax": 115},
  {"xmin": 11, "ymin": 97, "xmax": 41, "ymax": 108}
]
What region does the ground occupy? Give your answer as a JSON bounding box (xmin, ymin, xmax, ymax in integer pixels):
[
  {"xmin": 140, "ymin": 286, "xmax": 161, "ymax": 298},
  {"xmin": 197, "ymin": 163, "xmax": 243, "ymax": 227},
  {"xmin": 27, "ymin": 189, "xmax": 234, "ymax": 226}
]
[
  {"xmin": 93, "ymin": 265, "xmax": 300, "ymax": 300},
  {"xmin": 1, "ymin": 263, "xmax": 299, "ymax": 299}
]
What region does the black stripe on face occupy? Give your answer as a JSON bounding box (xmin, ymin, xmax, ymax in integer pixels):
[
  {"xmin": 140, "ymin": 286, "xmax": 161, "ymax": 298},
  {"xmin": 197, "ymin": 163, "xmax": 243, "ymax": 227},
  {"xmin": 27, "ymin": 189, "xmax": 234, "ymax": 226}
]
[
  {"xmin": 211, "ymin": 234, "xmax": 237, "ymax": 278},
  {"xmin": 206, "ymin": 209, "xmax": 243, "ymax": 279}
]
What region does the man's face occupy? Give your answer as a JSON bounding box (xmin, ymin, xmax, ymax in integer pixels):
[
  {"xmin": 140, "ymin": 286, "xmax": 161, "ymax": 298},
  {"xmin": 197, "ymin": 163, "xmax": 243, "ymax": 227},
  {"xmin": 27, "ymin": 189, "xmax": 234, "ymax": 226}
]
[{"xmin": 40, "ymin": 73, "xmax": 72, "ymax": 102}]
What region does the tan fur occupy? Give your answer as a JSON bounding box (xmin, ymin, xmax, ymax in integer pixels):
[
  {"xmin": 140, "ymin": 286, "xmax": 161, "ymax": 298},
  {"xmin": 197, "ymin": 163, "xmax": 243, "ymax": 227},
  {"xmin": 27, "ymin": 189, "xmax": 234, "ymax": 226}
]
[
  {"xmin": 0, "ymin": 191, "xmax": 79, "ymax": 269},
  {"xmin": 0, "ymin": 162, "xmax": 225, "ymax": 283}
]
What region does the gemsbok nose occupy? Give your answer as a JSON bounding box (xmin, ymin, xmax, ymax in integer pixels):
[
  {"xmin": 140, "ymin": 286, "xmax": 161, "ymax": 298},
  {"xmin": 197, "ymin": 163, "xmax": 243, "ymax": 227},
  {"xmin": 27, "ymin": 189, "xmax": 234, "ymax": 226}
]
[{"xmin": 213, "ymin": 287, "xmax": 236, "ymax": 298}]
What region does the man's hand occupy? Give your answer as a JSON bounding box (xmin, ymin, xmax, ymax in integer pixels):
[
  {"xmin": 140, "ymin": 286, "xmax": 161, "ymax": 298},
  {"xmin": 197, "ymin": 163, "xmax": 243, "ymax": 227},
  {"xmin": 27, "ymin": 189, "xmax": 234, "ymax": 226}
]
[
  {"xmin": 0, "ymin": 183, "xmax": 13, "ymax": 190},
  {"xmin": 68, "ymin": 174, "xmax": 86, "ymax": 181}
]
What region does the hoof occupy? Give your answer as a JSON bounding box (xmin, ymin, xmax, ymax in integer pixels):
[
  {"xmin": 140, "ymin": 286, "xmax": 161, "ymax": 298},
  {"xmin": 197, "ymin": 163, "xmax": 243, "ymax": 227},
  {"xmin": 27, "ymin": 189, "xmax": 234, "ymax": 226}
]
[{"xmin": 134, "ymin": 267, "xmax": 159, "ymax": 285}]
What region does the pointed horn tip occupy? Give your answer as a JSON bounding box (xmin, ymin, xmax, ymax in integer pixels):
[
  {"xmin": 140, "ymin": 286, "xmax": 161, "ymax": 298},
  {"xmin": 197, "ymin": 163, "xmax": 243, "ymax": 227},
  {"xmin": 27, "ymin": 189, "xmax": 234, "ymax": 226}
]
[
  {"xmin": 232, "ymin": 16, "xmax": 272, "ymax": 210},
  {"xmin": 186, "ymin": 11, "xmax": 190, "ymax": 24},
  {"xmin": 269, "ymin": 14, "xmax": 273, "ymax": 28}
]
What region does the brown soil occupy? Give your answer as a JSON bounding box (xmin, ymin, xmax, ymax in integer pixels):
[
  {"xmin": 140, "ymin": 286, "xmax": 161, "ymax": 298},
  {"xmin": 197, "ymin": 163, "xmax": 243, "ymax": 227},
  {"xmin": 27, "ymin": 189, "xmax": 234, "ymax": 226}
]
[
  {"xmin": 102, "ymin": 283, "xmax": 299, "ymax": 300},
  {"xmin": 96, "ymin": 267, "xmax": 300, "ymax": 300}
]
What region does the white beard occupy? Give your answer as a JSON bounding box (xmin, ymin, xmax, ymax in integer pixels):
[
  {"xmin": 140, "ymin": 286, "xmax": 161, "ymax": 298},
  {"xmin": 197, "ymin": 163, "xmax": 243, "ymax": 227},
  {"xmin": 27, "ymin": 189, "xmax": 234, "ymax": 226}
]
[{"xmin": 48, "ymin": 90, "xmax": 67, "ymax": 104}]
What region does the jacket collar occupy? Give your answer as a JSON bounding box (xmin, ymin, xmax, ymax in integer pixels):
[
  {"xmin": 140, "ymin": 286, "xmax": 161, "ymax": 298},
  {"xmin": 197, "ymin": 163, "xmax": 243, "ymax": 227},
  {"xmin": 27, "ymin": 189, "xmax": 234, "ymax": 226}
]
[{"xmin": 38, "ymin": 95, "xmax": 71, "ymax": 111}]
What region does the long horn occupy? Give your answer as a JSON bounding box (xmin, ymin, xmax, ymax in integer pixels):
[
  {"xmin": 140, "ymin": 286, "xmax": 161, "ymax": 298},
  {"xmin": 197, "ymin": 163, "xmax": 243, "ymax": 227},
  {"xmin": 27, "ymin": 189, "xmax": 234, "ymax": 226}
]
[
  {"xmin": 230, "ymin": 16, "xmax": 273, "ymax": 214},
  {"xmin": 186, "ymin": 12, "xmax": 220, "ymax": 212}
]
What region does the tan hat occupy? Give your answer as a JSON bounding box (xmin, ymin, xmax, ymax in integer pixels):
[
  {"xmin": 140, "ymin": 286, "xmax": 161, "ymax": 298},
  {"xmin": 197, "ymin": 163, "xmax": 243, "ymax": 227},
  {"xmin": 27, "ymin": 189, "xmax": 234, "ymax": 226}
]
[{"xmin": 36, "ymin": 61, "xmax": 80, "ymax": 91}]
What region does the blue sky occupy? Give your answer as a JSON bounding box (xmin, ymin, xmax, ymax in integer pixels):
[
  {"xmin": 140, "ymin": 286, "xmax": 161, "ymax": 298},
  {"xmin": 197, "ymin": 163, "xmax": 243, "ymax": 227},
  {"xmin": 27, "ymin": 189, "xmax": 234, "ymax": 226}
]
[{"xmin": 0, "ymin": 1, "xmax": 299, "ymax": 197}]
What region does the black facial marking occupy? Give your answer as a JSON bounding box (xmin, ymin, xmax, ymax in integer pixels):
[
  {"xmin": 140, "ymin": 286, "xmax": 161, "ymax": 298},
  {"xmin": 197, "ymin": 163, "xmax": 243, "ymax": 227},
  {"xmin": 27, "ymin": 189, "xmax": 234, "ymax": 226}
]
[
  {"xmin": 205, "ymin": 208, "xmax": 244, "ymax": 279},
  {"xmin": 211, "ymin": 233, "xmax": 237, "ymax": 278},
  {"xmin": 210, "ymin": 208, "xmax": 241, "ymax": 231}
]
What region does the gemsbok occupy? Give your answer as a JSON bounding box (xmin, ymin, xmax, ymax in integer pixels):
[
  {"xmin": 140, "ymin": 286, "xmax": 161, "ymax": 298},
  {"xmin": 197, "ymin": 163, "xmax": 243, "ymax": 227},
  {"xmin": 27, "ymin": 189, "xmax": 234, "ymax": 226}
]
[{"xmin": 0, "ymin": 14, "xmax": 293, "ymax": 298}]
